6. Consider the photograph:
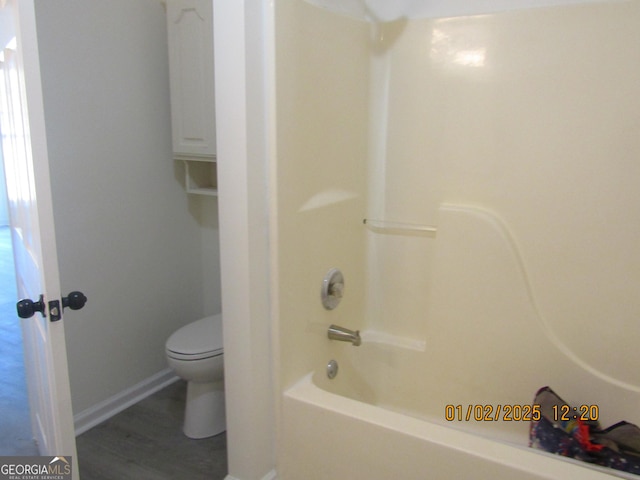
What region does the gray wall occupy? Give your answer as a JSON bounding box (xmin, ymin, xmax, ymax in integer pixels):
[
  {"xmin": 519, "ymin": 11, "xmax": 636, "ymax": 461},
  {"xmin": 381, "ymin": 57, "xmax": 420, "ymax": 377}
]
[{"xmin": 34, "ymin": 0, "xmax": 219, "ymax": 414}]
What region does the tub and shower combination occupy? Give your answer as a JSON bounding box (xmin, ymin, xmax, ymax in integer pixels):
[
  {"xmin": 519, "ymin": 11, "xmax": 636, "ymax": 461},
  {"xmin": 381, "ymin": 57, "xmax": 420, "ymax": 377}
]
[{"xmin": 273, "ymin": 0, "xmax": 640, "ymax": 478}]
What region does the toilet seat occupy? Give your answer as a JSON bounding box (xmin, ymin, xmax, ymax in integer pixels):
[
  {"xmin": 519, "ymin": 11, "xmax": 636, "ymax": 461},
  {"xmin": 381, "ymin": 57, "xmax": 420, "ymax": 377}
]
[{"xmin": 166, "ymin": 314, "xmax": 223, "ymax": 361}]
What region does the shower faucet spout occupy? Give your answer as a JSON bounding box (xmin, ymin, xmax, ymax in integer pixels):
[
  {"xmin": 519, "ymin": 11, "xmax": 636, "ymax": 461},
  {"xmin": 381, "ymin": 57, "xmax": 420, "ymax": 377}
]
[{"xmin": 328, "ymin": 324, "xmax": 361, "ymax": 346}]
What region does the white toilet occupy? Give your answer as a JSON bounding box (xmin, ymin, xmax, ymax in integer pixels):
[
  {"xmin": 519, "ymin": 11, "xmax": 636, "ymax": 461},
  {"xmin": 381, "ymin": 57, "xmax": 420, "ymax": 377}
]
[{"xmin": 165, "ymin": 313, "xmax": 225, "ymax": 439}]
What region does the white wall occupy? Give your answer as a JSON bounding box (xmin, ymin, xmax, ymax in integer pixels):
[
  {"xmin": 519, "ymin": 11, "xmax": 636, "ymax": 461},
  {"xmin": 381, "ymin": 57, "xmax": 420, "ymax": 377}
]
[
  {"xmin": 199, "ymin": 196, "xmax": 222, "ymax": 316},
  {"xmin": 213, "ymin": 1, "xmax": 276, "ymax": 478},
  {"xmin": 0, "ymin": 6, "xmax": 14, "ymax": 227},
  {"xmin": 0, "ymin": 148, "xmax": 8, "ymax": 226},
  {"xmin": 33, "ymin": 0, "xmax": 220, "ymax": 415}
]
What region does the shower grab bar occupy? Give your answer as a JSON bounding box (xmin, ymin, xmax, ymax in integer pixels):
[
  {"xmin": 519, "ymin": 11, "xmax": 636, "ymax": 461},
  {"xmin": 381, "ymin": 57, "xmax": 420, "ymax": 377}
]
[
  {"xmin": 363, "ymin": 218, "xmax": 437, "ymax": 235},
  {"xmin": 328, "ymin": 324, "xmax": 361, "ymax": 346}
]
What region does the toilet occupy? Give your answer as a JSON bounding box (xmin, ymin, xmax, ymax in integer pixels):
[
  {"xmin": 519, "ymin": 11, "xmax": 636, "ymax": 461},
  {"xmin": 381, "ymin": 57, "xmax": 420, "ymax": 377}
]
[{"xmin": 165, "ymin": 313, "xmax": 225, "ymax": 439}]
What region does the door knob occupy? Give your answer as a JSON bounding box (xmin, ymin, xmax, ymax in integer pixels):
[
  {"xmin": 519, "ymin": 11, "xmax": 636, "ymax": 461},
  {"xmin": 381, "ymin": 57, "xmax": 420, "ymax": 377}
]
[
  {"xmin": 16, "ymin": 294, "xmax": 46, "ymax": 319},
  {"xmin": 49, "ymin": 291, "xmax": 87, "ymax": 322},
  {"xmin": 62, "ymin": 291, "xmax": 87, "ymax": 311},
  {"xmin": 16, "ymin": 291, "xmax": 87, "ymax": 322}
]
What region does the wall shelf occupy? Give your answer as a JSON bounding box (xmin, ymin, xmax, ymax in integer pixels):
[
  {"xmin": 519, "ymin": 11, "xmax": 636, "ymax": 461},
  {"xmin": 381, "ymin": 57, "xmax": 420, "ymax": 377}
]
[{"xmin": 182, "ymin": 158, "xmax": 217, "ymax": 196}]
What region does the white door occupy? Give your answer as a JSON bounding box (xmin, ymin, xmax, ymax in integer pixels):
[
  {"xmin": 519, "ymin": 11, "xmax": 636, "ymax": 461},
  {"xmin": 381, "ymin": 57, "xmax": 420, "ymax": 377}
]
[{"xmin": 0, "ymin": 0, "xmax": 78, "ymax": 475}]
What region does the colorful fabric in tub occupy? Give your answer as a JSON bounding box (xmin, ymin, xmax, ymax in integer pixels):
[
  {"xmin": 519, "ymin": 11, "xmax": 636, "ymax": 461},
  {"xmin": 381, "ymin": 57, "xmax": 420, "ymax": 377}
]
[{"xmin": 530, "ymin": 386, "xmax": 640, "ymax": 475}]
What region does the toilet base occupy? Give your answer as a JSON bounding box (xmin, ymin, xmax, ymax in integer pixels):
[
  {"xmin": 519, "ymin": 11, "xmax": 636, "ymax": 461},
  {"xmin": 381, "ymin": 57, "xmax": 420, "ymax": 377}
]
[{"xmin": 183, "ymin": 380, "xmax": 226, "ymax": 439}]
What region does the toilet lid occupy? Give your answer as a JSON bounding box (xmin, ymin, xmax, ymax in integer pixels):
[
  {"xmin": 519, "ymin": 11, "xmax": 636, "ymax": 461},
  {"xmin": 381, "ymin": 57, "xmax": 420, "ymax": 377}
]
[{"xmin": 166, "ymin": 314, "xmax": 223, "ymax": 360}]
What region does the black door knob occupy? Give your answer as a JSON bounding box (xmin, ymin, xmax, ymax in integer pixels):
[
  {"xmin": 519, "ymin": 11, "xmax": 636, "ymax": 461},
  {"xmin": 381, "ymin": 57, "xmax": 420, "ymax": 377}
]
[
  {"xmin": 62, "ymin": 291, "xmax": 87, "ymax": 311},
  {"xmin": 17, "ymin": 294, "xmax": 46, "ymax": 319}
]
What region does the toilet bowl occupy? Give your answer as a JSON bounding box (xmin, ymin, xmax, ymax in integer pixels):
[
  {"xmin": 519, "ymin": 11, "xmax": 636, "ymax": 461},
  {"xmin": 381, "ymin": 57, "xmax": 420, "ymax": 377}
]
[{"xmin": 165, "ymin": 313, "xmax": 225, "ymax": 439}]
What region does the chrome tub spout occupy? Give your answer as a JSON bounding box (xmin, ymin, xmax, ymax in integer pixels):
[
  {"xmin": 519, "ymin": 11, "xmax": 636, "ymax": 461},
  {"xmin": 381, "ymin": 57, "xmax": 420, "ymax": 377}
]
[{"xmin": 328, "ymin": 324, "xmax": 361, "ymax": 346}]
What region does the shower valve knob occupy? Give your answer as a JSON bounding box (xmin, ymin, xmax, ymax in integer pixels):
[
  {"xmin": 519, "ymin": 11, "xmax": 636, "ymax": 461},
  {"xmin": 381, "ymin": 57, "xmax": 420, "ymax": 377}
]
[
  {"xmin": 329, "ymin": 282, "xmax": 344, "ymax": 298},
  {"xmin": 321, "ymin": 268, "xmax": 344, "ymax": 310}
]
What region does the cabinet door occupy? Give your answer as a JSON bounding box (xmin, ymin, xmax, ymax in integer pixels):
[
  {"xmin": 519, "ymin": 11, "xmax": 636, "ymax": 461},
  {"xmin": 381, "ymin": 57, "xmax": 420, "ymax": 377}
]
[{"xmin": 167, "ymin": 0, "xmax": 216, "ymax": 159}]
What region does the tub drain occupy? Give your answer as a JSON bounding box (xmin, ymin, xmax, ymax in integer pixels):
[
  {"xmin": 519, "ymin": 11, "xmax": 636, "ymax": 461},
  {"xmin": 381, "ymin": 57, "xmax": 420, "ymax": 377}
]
[{"xmin": 327, "ymin": 359, "xmax": 338, "ymax": 379}]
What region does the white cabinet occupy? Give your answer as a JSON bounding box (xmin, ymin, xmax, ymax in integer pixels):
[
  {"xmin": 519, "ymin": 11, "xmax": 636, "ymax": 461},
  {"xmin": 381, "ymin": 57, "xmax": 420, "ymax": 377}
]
[{"xmin": 166, "ymin": 0, "xmax": 217, "ymax": 195}]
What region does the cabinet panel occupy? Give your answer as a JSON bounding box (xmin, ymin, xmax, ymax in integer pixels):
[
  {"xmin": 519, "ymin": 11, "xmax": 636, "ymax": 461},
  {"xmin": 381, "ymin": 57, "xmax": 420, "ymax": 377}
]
[{"xmin": 167, "ymin": 0, "xmax": 216, "ymax": 159}]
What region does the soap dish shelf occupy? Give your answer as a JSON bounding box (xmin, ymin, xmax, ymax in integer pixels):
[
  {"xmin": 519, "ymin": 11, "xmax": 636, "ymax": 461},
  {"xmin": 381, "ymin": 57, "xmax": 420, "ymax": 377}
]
[{"xmin": 363, "ymin": 218, "xmax": 437, "ymax": 236}]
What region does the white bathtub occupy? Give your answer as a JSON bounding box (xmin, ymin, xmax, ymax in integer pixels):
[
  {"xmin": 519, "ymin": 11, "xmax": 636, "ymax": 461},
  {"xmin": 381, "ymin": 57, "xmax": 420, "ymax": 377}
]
[
  {"xmin": 275, "ymin": 0, "xmax": 640, "ymax": 477},
  {"xmin": 281, "ymin": 365, "xmax": 631, "ymax": 480},
  {"xmin": 278, "ymin": 204, "xmax": 640, "ymax": 479}
]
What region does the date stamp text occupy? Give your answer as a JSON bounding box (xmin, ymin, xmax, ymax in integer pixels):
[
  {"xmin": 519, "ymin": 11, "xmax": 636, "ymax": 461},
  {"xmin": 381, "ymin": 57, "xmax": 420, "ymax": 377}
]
[{"xmin": 444, "ymin": 404, "xmax": 599, "ymax": 422}]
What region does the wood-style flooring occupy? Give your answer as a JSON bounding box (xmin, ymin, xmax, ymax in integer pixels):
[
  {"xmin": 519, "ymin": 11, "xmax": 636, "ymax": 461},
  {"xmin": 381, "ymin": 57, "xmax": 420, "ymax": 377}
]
[{"xmin": 77, "ymin": 380, "xmax": 228, "ymax": 480}]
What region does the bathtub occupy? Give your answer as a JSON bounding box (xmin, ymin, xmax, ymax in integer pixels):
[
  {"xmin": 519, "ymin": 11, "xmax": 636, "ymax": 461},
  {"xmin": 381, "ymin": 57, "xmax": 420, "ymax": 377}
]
[
  {"xmin": 278, "ymin": 204, "xmax": 640, "ymax": 479},
  {"xmin": 275, "ymin": 0, "xmax": 640, "ymax": 477},
  {"xmin": 281, "ymin": 354, "xmax": 631, "ymax": 480}
]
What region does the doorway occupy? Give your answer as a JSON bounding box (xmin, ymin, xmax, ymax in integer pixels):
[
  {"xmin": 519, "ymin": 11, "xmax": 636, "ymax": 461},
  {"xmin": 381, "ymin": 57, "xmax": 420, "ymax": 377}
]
[{"xmin": 0, "ymin": 149, "xmax": 37, "ymax": 455}]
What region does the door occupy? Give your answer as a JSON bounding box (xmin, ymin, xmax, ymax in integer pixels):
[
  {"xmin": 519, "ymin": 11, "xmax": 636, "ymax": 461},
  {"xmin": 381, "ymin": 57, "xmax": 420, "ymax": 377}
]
[{"xmin": 0, "ymin": 0, "xmax": 78, "ymax": 474}]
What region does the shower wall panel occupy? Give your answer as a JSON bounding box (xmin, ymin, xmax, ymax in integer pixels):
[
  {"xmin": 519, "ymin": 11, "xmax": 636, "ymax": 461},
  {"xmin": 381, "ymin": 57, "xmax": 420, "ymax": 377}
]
[
  {"xmin": 275, "ymin": 0, "xmax": 369, "ymax": 389},
  {"xmin": 369, "ymin": 1, "xmax": 640, "ymax": 426}
]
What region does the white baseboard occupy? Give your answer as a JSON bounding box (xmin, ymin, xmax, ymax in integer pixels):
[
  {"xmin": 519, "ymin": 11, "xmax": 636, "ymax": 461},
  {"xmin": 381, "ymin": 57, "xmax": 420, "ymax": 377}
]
[
  {"xmin": 224, "ymin": 470, "xmax": 277, "ymax": 480},
  {"xmin": 74, "ymin": 368, "xmax": 179, "ymax": 436}
]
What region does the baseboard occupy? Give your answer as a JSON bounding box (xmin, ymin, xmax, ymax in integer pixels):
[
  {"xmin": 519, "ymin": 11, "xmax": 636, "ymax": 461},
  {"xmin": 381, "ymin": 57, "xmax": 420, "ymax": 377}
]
[
  {"xmin": 224, "ymin": 470, "xmax": 277, "ymax": 480},
  {"xmin": 74, "ymin": 368, "xmax": 179, "ymax": 436}
]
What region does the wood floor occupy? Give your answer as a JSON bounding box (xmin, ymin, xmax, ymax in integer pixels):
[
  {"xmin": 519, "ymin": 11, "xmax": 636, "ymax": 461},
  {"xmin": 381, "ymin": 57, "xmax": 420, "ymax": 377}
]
[{"xmin": 76, "ymin": 380, "xmax": 228, "ymax": 480}]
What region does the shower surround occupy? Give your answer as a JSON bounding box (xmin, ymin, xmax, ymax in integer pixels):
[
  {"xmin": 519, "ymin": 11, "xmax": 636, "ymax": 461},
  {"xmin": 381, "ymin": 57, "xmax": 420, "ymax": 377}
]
[{"xmin": 273, "ymin": 0, "xmax": 640, "ymax": 478}]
